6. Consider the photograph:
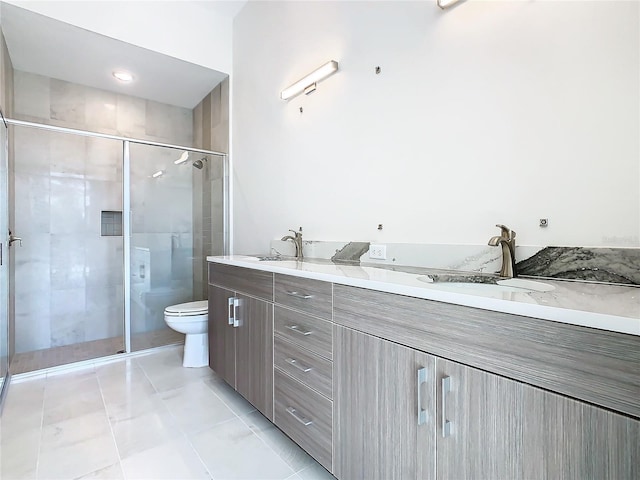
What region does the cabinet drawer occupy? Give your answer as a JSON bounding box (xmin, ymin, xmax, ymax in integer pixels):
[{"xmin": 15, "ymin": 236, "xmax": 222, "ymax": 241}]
[
  {"xmin": 274, "ymin": 336, "xmax": 332, "ymax": 399},
  {"xmin": 274, "ymin": 274, "xmax": 332, "ymax": 320},
  {"xmin": 208, "ymin": 262, "xmax": 273, "ymax": 301},
  {"xmin": 274, "ymin": 306, "xmax": 332, "ymax": 360},
  {"xmin": 274, "ymin": 369, "xmax": 332, "ymax": 471}
]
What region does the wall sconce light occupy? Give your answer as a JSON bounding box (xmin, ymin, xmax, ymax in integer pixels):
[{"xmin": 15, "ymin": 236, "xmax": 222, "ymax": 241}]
[
  {"xmin": 281, "ymin": 60, "xmax": 339, "ymax": 100},
  {"xmin": 437, "ymin": 0, "xmax": 461, "ymax": 8}
]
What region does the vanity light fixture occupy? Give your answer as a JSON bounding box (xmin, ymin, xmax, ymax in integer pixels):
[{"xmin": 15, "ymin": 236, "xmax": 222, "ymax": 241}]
[
  {"xmin": 280, "ymin": 60, "xmax": 339, "ymax": 100},
  {"xmin": 174, "ymin": 151, "xmax": 189, "ymax": 165},
  {"xmin": 112, "ymin": 70, "xmax": 134, "ymax": 83},
  {"xmin": 152, "ymin": 170, "xmax": 164, "ymax": 178},
  {"xmin": 437, "ymin": 0, "xmax": 461, "ymax": 8}
]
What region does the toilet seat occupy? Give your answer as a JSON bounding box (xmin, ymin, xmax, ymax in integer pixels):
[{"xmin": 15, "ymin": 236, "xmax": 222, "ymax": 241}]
[{"xmin": 164, "ymin": 300, "xmax": 208, "ymax": 316}]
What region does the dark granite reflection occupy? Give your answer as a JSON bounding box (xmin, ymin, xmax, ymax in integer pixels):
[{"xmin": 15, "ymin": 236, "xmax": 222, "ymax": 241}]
[
  {"xmin": 331, "ymin": 242, "xmax": 371, "ymax": 264},
  {"xmin": 516, "ymin": 247, "xmax": 640, "ymax": 286},
  {"xmin": 427, "ymin": 273, "xmax": 503, "ymax": 285}
]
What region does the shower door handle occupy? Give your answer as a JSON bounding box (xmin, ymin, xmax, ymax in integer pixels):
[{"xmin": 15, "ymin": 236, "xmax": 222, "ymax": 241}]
[{"xmin": 8, "ymin": 234, "xmax": 21, "ymax": 247}]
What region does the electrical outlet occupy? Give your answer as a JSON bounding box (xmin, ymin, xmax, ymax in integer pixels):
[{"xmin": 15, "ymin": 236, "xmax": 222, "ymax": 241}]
[{"xmin": 369, "ymin": 244, "xmax": 387, "ymax": 260}]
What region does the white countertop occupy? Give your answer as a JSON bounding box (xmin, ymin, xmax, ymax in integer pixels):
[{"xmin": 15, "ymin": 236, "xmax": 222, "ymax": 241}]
[{"xmin": 207, "ymin": 255, "xmax": 640, "ymax": 336}]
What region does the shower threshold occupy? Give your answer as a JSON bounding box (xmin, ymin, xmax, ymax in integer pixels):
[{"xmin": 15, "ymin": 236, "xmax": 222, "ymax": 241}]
[{"xmin": 10, "ymin": 329, "xmax": 184, "ymax": 374}]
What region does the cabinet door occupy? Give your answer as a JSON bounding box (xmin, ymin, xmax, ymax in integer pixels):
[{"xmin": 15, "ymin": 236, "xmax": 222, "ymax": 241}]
[
  {"xmin": 235, "ymin": 293, "xmax": 274, "ymax": 421},
  {"xmin": 208, "ymin": 284, "xmax": 236, "ymax": 387},
  {"xmin": 523, "ymin": 384, "xmax": 639, "ymax": 479},
  {"xmin": 436, "ymin": 358, "xmax": 524, "ymax": 480},
  {"xmin": 437, "ymin": 357, "xmax": 640, "ymax": 479},
  {"xmin": 334, "ymin": 325, "xmax": 436, "ymax": 480}
]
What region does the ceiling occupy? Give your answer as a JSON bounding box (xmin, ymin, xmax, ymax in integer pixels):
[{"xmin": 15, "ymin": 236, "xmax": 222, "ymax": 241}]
[{"xmin": 0, "ymin": 2, "xmax": 244, "ymax": 109}]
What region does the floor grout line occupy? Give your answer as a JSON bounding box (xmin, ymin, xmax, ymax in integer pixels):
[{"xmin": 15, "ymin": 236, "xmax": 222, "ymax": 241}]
[
  {"xmin": 95, "ymin": 357, "xmax": 127, "ymax": 480},
  {"xmin": 34, "ymin": 379, "xmax": 46, "ymax": 480}
]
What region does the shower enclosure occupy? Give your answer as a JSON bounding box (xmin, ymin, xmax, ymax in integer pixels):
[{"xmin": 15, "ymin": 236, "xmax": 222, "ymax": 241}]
[
  {"xmin": 6, "ymin": 120, "xmax": 227, "ymax": 374},
  {"xmin": 0, "ymin": 114, "xmax": 9, "ymax": 406}
]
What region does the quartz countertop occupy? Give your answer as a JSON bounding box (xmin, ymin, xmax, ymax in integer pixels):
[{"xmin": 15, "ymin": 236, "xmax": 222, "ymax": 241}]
[{"xmin": 207, "ymin": 255, "xmax": 640, "ymax": 336}]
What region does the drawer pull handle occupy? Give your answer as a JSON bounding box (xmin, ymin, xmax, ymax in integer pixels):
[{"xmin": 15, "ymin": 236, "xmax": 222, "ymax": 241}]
[
  {"xmin": 442, "ymin": 376, "xmax": 452, "ymax": 438},
  {"xmin": 286, "ymin": 406, "xmax": 313, "ymax": 426},
  {"xmin": 286, "ymin": 324, "xmax": 312, "ymax": 336},
  {"xmin": 285, "ymin": 357, "xmax": 312, "ymax": 373},
  {"xmin": 286, "ymin": 290, "xmax": 313, "ymax": 300},
  {"xmin": 417, "ymin": 367, "xmax": 427, "ymax": 426}
]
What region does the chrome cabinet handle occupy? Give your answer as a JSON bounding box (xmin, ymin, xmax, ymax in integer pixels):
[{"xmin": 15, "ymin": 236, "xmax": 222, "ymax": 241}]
[
  {"xmin": 417, "ymin": 367, "xmax": 427, "ymax": 426},
  {"xmin": 227, "ymin": 297, "xmax": 234, "ymax": 325},
  {"xmin": 442, "ymin": 376, "xmax": 452, "ymax": 438},
  {"xmin": 286, "ymin": 290, "xmax": 313, "ymax": 299},
  {"xmin": 285, "ymin": 357, "xmax": 312, "ymax": 373},
  {"xmin": 286, "ymin": 406, "xmax": 313, "ymax": 426},
  {"xmin": 233, "ymin": 298, "xmax": 240, "ymax": 327},
  {"xmin": 286, "ymin": 324, "xmax": 312, "ymax": 336}
]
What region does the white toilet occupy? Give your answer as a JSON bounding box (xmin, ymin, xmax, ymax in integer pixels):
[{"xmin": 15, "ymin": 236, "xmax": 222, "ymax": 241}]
[{"xmin": 164, "ymin": 300, "xmax": 209, "ymax": 368}]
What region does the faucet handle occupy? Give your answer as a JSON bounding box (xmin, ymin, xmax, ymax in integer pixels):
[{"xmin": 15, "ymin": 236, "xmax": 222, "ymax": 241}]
[{"xmin": 495, "ymin": 224, "xmax": 511, "ymax": 238}]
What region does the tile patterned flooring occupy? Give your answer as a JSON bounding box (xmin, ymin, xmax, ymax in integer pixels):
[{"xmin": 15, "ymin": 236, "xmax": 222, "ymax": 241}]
[
  {"xmin": 0, "ymin": 346, "xmax": 334, "ymax": 480},
  {"xmin": 10, "ymin": 329, "xmax": 184, "ymax": 375}
]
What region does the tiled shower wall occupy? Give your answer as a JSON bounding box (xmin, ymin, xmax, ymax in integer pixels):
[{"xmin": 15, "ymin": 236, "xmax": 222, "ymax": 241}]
[
  {"xmin": 192, "ymin": 77, "xmax": 229, "ymax": 299},
  {"xmin": 12, "ymin": 71, "xmax": 194, "ymax": 353}
]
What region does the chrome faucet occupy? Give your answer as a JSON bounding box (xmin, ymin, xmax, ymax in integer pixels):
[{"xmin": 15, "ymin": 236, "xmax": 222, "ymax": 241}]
[
  {"xmin": 488, "ymin": 224, "xmax": 517, "ymax": 278},
  {"xmin": 281, "ymin": 227, "xmax": 303, "ymax": 259}
]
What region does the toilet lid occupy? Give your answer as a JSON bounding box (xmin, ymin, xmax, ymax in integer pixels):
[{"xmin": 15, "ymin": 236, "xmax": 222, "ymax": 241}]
[{"xmin": 164, "ymin": 300, "xmax": 208, "ymax": 315}]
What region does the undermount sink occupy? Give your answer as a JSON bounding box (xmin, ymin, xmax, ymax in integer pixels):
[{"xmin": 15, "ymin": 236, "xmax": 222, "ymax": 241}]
[{"xmin": 416, "ymin": 275, "xmax": 555, "ymax": 294}]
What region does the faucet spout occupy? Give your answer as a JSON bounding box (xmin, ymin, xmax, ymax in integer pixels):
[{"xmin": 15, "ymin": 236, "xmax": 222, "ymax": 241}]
[
  {"xmin": 281, "ymin": 228, "xmax": 303, "ymax": 259},
  {"xmin": 488, "ymin": 224, "xmax": 517, "ymax": 278}
]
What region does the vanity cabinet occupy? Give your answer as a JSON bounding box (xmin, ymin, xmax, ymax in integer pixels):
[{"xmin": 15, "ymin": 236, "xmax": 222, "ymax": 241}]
[
  {"xmin": 208, "ymin": 284, "xmax": 236, "ymax": 387},
  {"xmin": 207, "ymin": 261, "xmax": 640, "ymax": 479},
  {"xmin": 335, "ymin": 324, "xmax": 639, "ymax": 480},
  {"xmin": 333, "ymin": 284, "xmax": 640, "ymax": 480},
  {"xmin": 208, "ymin": 264, "xmax": 274, "ymax": 420},
  {"xmin": 333, "ymin": 325, "xmax": 436, "ymax": 480},
  {"xmin": 272, "ymin": 274, "xmax": 334, "ymax": 471}
]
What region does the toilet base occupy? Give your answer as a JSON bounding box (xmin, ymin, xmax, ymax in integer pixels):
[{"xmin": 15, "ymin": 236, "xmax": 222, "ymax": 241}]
[{"xmin": 183, "ymin": 332, "xmax": 209, "ymax": 368}]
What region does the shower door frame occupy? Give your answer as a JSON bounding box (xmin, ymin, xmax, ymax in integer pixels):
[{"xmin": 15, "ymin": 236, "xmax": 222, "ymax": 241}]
[{"xmin": 5, "ymin": 118, "xmax": 229, "ymax": 356}]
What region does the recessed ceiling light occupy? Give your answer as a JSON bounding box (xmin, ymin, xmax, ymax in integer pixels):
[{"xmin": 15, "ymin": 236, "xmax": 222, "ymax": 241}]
[
  {"xmin": 152, "ymin": 170, "xmax": 164, "ymax": 178},
  {"xmin": 113, "ymin": 70, "xmax": 134, "ymax": 83}
]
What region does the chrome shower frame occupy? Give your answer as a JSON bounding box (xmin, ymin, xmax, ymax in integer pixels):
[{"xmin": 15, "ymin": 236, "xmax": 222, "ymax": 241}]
[{"xmin": 4, "ymin": 118, "xmax": 230, "ymax": 355}]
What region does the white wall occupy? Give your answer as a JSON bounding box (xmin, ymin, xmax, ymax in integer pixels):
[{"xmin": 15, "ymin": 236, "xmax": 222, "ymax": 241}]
[
  {"xmin": 4, "ymin": 0, "xmax": 234, "ymax": 74},
  {"xmin": 232, "ymin": 1, "xmax": 639, "ymax": 253}
]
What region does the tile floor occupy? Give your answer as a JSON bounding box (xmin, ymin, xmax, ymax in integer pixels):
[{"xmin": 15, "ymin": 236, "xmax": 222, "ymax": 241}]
[{"xmin": 0, "ymin": 346, "xmax": 335, "ymax": 480}]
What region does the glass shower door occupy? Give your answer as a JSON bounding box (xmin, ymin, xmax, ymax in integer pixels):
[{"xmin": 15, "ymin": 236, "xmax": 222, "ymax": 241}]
[
  {"xmin": 0, "ymin": 117, "xmax": 9, "ymax": 403},
  {"xmin": 128, "ymin": 143, "xmax": 198, "ymax": 351},
  {"xmin": 11, "ymin": 126, "xmax": 124, "ymax": 372}
]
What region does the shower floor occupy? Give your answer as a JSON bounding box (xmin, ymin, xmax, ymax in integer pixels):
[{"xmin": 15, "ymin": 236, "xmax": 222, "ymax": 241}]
[{"xmin": 10, "ymin": 329, "xmax": 184, "ymax": 374}]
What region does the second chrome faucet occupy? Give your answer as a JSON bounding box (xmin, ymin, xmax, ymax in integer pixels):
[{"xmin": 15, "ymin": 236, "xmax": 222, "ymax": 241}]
[
  {"xmin": 488, "ymin": 224, "xmax": 516, "ymax": 278},
  {"xmin": 281, "ymin": 227, "xmax": 303, "ymax": 259}
]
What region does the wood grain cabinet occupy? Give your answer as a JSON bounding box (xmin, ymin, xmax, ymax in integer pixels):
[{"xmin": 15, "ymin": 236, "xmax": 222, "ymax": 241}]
[
  {"xmin": 207, "ymin": 263, "xmax": 639, "ymax": 480},
  {"xmin": 335, "ymin": 324, "xmax": 639, "ymax": 480},
  {"xmin": 437, "ymin": 357, "xmax": 639, "ymax": 480},
  {"xmin": 333, "ymin": 325, "xmax": 436, "ymax": 480},
  {"xmin": 208, "ymin": 264, "xmax": 274, "ymax": 420},
  {"xmin": 273, "ymin": 274, "xmax": 334, "ymax": 471},
  {"xmin": 208, "ymin": 284, "xmax": 236, "ymax": 387}
]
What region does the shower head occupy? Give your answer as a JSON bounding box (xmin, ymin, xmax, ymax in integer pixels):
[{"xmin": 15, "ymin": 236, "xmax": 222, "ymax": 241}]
[{"xmin": 192, "ymin": 157, "xmax": 207, "ymax": 169}]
